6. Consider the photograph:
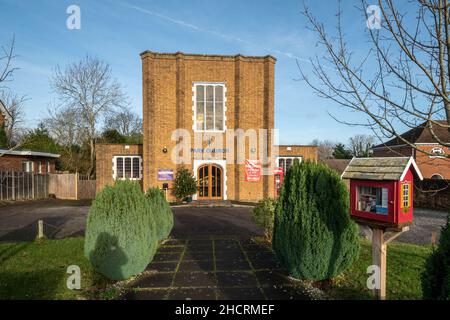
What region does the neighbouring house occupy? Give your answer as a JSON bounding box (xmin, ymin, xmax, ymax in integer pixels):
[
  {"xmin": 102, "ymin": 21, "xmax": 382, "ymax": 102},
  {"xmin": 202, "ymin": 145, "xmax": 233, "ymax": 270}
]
[
  {"xmin": 96, "ymin": 51, "xmax": 318, "ymax": 202},
  {"xmin": 320, "ymin": 159, "xmax": 352, "ymax": 176},
  {"xmin": 0, "ymin": 149, "xmax": 60, "ymax": 174},
  {"xmin": 372, "ymin": 120, "xmax": 450, "ymax": 179}
]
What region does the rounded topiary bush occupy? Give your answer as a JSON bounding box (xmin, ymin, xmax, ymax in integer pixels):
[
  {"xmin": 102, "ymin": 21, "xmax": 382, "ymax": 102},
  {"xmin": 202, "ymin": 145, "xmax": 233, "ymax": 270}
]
[
  {"xmin": 146, "ymin": 188, "xmax": 174, "ymax": 240},
  {"xmin": 84, "ymin": 180, "xmax": 158, "ymax": 280},
  {"xmin": 273, "ymin": 161, "xmax": 359, "ymax": 281},
  {"xmin": 422, "ymin": 214, "xmax": 450, "ymax": 300}
]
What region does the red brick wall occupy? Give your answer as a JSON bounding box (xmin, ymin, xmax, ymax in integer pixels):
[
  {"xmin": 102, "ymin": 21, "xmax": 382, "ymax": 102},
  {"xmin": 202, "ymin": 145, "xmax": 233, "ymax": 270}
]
[
  {"xmin": 415, "ymin": 145, "xmax": 450, "ymax": 179},
  {"xmin": 0, "ymin": 155, "xmax": 56, "ymax": 174}
]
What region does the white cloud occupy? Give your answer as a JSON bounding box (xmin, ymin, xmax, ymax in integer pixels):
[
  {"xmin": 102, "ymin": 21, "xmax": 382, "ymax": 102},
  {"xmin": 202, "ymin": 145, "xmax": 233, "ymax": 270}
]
[{"xmin": 120, "ymin": 2, "xmax": 315, "ymax": 64}]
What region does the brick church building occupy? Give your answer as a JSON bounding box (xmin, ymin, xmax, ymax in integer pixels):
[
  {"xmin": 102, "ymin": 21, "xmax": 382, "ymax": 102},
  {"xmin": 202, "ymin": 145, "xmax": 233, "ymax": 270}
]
[{"xmin": 96, "ymin": 51, "xmax": 317, "ymax": 202}]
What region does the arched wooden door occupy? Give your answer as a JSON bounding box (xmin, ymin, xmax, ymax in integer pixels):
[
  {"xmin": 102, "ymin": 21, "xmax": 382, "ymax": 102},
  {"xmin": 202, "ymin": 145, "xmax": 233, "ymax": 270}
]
[{"xmin": 197, "ymin": 164, "xmax": 223, "ymax": 200}]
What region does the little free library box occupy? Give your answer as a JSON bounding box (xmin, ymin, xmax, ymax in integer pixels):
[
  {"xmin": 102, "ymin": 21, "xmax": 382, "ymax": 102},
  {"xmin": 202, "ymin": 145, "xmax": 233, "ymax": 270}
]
[{"xmin": 342, "ymin": 157, "xmax": 423, "ymax": 229}]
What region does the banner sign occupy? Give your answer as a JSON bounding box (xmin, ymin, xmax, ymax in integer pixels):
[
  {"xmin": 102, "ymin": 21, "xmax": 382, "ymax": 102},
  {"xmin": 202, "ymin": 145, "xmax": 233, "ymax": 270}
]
[
  {"xmin": 245, "ymin": 159, "xmax": 262, "ymax": 182},
  {"xmin": 158, "ymin": 169, "xmax": 174, "ymax": 181}
]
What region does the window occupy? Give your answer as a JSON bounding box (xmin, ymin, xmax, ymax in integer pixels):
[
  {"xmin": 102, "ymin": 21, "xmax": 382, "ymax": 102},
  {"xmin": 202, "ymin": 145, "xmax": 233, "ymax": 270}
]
[
  {"xmin": 38, "ymin": 161, "xmax": 42, "ymax": 174},
  {"xmin": 22, "ymin": 161, "xmax": 33, "ymax": 173},
  {"xmin": 401, "ymin": 183, "xmax": 411, "ymax": 209},
  {"xmin": 356, "ymin": 186, "xmax": 389, "ymax": 215},
  {"xmin": 194, "ymin": 84, "xmax": 225, "ymax": 131},
  {"xmin": 430, "ymin": 147, "xmax": 445, "ymax": 158},
  {"xmin": 46, "ymin": 161, "xmax": 51, "ymax": 173},
  {"xmin": 277, "ymin": 157, "xmax": 302, "ymax": 173},
  {"xmin": 431, "ymin": 173, "xmax": 444, "ymax": 180},
  {"xmin": 113, "ymin": 156, "xmax": 142, "ymax": 180}
]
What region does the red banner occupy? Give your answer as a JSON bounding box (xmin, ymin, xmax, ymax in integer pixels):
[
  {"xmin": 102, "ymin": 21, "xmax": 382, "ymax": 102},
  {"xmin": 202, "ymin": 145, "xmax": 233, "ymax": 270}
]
[{"xmin": 245, "ymin": 159, "xmax": 262, "ymax": 182}]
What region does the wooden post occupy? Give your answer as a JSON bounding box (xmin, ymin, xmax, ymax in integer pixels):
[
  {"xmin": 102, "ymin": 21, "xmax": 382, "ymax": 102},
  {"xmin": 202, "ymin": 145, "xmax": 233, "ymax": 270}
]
[
  {"xmin": 37, "ymin": 220, "xmax": 44, "ymax": 239},
  {"xmin": 11, "ymin": 171, "xmax": 15, "ymax": 200},
  {"xmin": 371, "ymin": 226, "xmax": 409, "ymax": 300},
  {"xmin": 431, "ymin": 231, "xmax": 437, "ymax": 246},
  {"xmin": 75, "ymin": 173, "xmax": 79, "ymax": 200},
  {"xmin": 372, "ymin": 228, "xmax": 387, "ymax": 300}
]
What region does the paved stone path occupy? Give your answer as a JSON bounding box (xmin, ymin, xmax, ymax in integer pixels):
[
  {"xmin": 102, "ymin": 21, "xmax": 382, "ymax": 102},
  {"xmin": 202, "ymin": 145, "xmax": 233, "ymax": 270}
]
[{"xmin": 120, "ymin": 236, "xmax": 311, "ymax": 300}]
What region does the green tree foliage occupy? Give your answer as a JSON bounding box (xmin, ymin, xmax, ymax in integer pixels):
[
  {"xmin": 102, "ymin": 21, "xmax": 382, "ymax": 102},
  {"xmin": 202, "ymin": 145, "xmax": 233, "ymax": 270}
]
[
  {"xmin": 146, "ymin": 188, "xmax": 174, "ymax": 240},
  {"xmin": 100, "ymin": 129, "xmax": 126, "ymax": 144},
  {"xmin": 333, "ymin": 143, "xmax": 352, "ymax": 159},
  {"xmin": 172, "ymin": 167, "xmax": 197, "ymax": 201},
  {"xmin": 84, "ymin": 180, "xmax": 158, "ymax": 280},
  {"xmin": 20, "ymin": 124, "xmax": 61, "ymax": 154},
  {"xmin": 252, "ymin": 198, "xmax": 277, "ymax": 242},
  {"xmin": 273, "ymin": 161, "xmax": 360, "ymax": 281},
  {"xmin": 0, "ymin": 125, "xmax": 8, "ymax": 148},
  {"xmin": 422, "ymin": 215, "xmax": 450, "ymax": 300}
]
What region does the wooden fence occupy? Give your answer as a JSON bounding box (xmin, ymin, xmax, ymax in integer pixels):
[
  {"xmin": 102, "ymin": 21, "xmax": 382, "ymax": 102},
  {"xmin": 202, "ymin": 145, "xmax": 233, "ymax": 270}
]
[
  {"xmin": 0, "ymin": 171, "xmax": 49, "ymax": 201},
  {"xmin": 48, "ymin": 173, "xmax": 96, "ymax": 200}
]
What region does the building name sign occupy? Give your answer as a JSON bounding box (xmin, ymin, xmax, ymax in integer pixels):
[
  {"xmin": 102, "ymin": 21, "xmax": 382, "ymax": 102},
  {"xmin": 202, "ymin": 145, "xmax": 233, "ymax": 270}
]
[
  {"xmin": 190, "ymin": 148, "xmax": 230, "ymax": 153},
  {"xmin": 158, "ymin": 169, "xmax": 174, "ymax": 181}
]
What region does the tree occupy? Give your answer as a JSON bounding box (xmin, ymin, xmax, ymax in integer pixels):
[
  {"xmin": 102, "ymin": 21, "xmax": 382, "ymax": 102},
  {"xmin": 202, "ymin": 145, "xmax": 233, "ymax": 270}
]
[
  {"xmin": 311, "ymin": 139, "xmax": 337, "ymax": 160},
  {"xmin": 422, "ymin": 214, "xmax": 450, "ymax": 299},
  {"xmin": 333, "ymin": 143, "xmax": 353, "ymax": 159},
  {"xmin": 348, "ymin": 134, "xmax": 374, "ymax": 158},
  {"xmin": 51, "ymin": 56, "xmax": 128, "ymax": 177},
  {"xmin": 172, "ymin": 168, "xmax": 197, "ymax": 201},
  {"xmin": 100, "ymin": 129, "xmax": 126, "ymax": 144},
  {"xmin": 105, "ymin": 109, "xmax": 142, "ymax": 137},
  {"xmin": 20, "ymin": 124, "xmax": 61, "ymax": 154},
  {"xmin": 300, "ymin": 1, "xmax": 450, "ymax": 158},
  {"xmin": 0, "ymin": 125, "xmax": 8, "ymax": 148},
  {"xmin": 273, "ymin": 161, "xmax": 359, "ymax": 280},
  {"xmin": 0, "ymin": 35, "xmax": 17, "ymax": 90},
  {"xmin": 0, "ymin": 91, "xmax": 26, "ymax": 147}
]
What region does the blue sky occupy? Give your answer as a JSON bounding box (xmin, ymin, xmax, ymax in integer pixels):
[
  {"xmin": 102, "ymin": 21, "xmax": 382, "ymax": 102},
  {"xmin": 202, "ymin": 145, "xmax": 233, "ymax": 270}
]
[{"xmin": 0, "ymin": 0, "xmax": 377, "ymax": 144}]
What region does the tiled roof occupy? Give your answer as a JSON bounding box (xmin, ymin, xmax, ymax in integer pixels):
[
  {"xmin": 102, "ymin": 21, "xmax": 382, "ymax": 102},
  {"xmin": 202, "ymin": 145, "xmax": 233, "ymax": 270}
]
[
  {"xmin": 373, "ymin": 120, "xmax": 450, "ymax": 148},
  {"xmin": 341, "ymin": 157, "xmax": 423, "ymax": 181}
]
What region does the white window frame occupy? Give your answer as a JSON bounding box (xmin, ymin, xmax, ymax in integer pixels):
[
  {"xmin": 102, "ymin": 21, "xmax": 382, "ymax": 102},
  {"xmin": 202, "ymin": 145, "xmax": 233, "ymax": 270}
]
[
  {"xmin": 402, "ymin": 183, "xmax": 410, "ymax": 208},
  {"xmin": 192, "ymin": 82, "xmax": 227, "ymax": 133},
  {"xmin": 46, "ymin": 161, "xmax": 51, "ymax": 173},
  {"xmin": 429, "ymin": 147, "xmax": 446, "ymax": 158},
  {"xmin": 431, "ymin": 173, "xmax": 444, "ymax": 180},
  {"xmin": 38, "ymin": 161, "xmax": 42, "ymax": 174},
  {"xmin": 22, "ymin": 160, "xmax": 34, "ymax": 173},
  {"xmin": 276, "ymin": 156, "xmax": 302, "ymax": 172},
  {"xmin": 112, "ymin": 156, "xmax": 142, "ymax": 180}
]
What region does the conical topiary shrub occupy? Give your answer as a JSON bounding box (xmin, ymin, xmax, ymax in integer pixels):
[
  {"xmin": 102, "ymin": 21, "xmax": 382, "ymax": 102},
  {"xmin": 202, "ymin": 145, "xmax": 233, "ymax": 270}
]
[
  {"xmin": 172, "ymin": 167, "xmax": 197, "ymax": 201},
  {"xmin": 146, "ymin": 188, "xmax": 174, "ymax": 240},
  {"xmin": 273, "ymin": 161, "xmax": 360, "ymax": 281},
  {"xmin": 84, "ymin": 180, "xmax": 158, "ymax": 280},
  {"xmin": 422, "ymin": 214, "xmax": 450, "ymax": 300}
]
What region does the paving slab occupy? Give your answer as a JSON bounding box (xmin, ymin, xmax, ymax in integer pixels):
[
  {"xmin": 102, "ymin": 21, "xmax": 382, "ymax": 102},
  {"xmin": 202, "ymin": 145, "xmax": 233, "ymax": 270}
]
[{"xmin": 122, "ymin": 236, "xmax": 312, "ymax": 300}]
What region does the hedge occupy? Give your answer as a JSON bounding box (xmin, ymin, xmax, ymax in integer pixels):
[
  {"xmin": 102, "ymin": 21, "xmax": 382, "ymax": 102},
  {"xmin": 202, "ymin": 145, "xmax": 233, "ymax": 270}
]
[
  {"xmin": 84, "ymin": 180, "xmax": 158, "ymax": 280},
  {"xmin": 273, "ymin": 161, "xmax": 360, "ymax": 281}
]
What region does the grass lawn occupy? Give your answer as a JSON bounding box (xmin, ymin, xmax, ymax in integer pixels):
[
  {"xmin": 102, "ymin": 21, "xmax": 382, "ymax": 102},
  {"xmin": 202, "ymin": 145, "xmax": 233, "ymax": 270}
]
[
  {"xmin": 327, "ymin": 239, "xmax": 432, "ymax": 300},
  {"xmin": 0, "ymin": 237, "xmax": 113, "ymax": 300}
]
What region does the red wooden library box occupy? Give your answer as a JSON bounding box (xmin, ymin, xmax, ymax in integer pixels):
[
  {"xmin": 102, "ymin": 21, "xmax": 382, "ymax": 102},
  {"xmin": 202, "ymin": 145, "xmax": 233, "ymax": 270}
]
[{"xmin": 341, "ymin": 157, "xmax": 423, "ymax": 228}]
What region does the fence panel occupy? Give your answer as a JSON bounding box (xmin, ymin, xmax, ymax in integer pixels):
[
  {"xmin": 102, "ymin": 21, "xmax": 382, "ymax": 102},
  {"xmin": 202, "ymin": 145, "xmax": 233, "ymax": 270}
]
[
  {"xmin": 77, "ymin": 179, "xmax": 96, "ymax": 199},
  {"xmin": 0, "ymin": 171, "xmax": 49, "ymax": 201},
  {"xmin": 48, "ymin": 173, "xmax": 96, "ymax": 200}
]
